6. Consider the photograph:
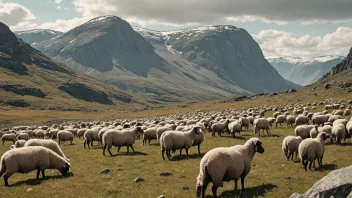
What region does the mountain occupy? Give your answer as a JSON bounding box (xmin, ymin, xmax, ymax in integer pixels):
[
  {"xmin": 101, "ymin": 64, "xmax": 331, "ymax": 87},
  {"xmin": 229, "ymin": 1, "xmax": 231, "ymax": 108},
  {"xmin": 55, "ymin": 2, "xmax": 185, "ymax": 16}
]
[
  {"xmin": 322, "ymin": 48, "xmax": 352, "ymax": 79},
  {"xmin": 267, "ymin": 55, "xmax": 345, "ymax": 86},
  {"xmin": 34, "ymin": 16, "xmax": 299, "ymax": 103},
  {"xmin": 15, "ymin": 29, "xmax": 62, "ymax": 45},
  {"xmin": 0, "ymin": 22, "xmax": 145, "ymax": 110}
]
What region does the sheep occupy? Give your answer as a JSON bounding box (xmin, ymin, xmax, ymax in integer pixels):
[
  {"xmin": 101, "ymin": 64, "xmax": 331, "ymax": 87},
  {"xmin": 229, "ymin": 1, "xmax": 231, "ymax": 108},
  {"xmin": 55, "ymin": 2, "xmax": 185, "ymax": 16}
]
[
  {"xmin": 266, "ymin": 117, "xmax": 275, "ymax": 127},
  {"xmin": 102, "ymin": 127, "xmax": 144, "ymax": 156},
  {"xmin": 347, "ymin": 121, "xmax": 352, "ymax": 136},
  {"xmin": 239, "ymin": 117, "xmax": 249, "ymax": 131},
  {"xmin": 282, "ymin": 136, "xmax": 302, "ymax": 160},
  {"xmin": 142, "ymin": 127, "xmax": 158, "ymax": 145},
  {"xmin": 328, "ymin": 115, "xmax": 342, "ymax": 123},
  {"xmin": 228, "ymin": 121, "xmax": 242, "ymax": 138},
  {"xmin": 57, "ymin": 131, "xmax": 74, "ymax": 145},
  {"xmin": 98, "ymin": 128, "xmax": 110, "ymax": 145},
  {"xmin": 10, "ymin": 140, "xmax": 27, "ymax": 149},
  {"xmin": 196, "ymin": 138, "xmax": 264, "ymax": 198},
  {"xmin": 16, "ymin": 133, "xmax": 29, "ymax": 141},
  {"xmin": 50, "ymin": 129, "xmax": 59, "ymax": 139},
  {"xmin": 332, "ymin": 124, "xmax": 346, "ymax": 145},
  {"xmin": 247, "ymin": 116, "xmax": 254, "ymax": 125},
  {"xmin": 65, "ymin": 129, "xmax": 78, "ymax": 137},
  {"xmin": 34, "ymin": 130, "xmax": 45, "ymax": 139},
  {"xmin": 83, "ymin": 127, "xmax": 102, "ymax": 149},
  {"xmin": 253, "ymin": 118, "xmax": 270, "ymax": 137},
  {"xmin": 160, "ymin": 126, "xmax": 202, "ymax": 160},
  {"xmin": 294, "ymin": 125, "xmax": 315, "ymax": 139},
  {"xmin": 298, "ymin": 132, "xmax": 330, "ymax": 170},
  {"xmin": 295, "ymin": 115, "xmax": 309, "ymax": 126},
  {"xmin": 156, "ymin": 127, "xmax": 172, "ymax": 142},
  {"xmin": 310, "ymin": 125, "xmax": 320, "ymax": 138},
  {"xmin": 24, "ymin": 139, "xmax": 69, "ymax": 161},
  {"xmin": 333, "ymin": 119, "xmax": 348, "ymax": 126},
  {"xmin": 273, "ymin": 112, "xmax": 281, "ymax": 118},
  {"xmin": 77, "ymin": 128, "xmax": 87, "ymax": 139},
  {"xmin": 333, "ymin": 110, "xmax": 344, "ymax": 116},
  {"xmin": 286, "ymin": 115, "xmax": 296, "ymax": 127},
  {"xmin": 0, "ymin": 134, "xmax": 17, "ymax": 145},
  {"xmin": 312, "ymin": 115, "xmax": 328, "ymax": 126},
  {"xmin": 275, "ymin": 115, "xmax": 286, "ymax": 127},
  {"xmin": 0, "ymin": 146, "xmax": 70, "ymax": 186},
  {"xmin": 190, "ymin": 126, "xmax": 205, "ymax": 155},
  {"xmin": 344, "ymin": 109, "xmax": 351, "ymax": 116},
  {"xmin": 211, "ymin": 120, "xmax": 230, "ymax": 137}
]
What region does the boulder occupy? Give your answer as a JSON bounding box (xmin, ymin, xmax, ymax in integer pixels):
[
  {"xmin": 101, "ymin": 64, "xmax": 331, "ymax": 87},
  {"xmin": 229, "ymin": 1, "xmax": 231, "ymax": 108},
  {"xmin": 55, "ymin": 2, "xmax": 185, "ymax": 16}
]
[{"xmin": 290, "ymin": 165, "xmax": 352, "ymax": 198}]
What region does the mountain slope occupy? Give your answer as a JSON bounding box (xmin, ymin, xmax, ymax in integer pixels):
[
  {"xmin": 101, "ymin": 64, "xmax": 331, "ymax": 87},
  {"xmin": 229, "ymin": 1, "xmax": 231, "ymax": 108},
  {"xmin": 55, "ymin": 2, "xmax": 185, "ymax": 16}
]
[
  {"xmin": 34, "ymin": 16, "xmax": 299, "ymax": 103},
  {"xmin": 15, "ymin": 29, "xmax": 62, "ymax": 45},
  {"xmin": 322, "ymin": 48, "xmax": 352, "ymax": 79},
  {"xmin": 0, "ymin": 22, "xmax": 144, "ymax": 110},
  {"xmin": 268, "ymin": 55, "xmax": 345, "ymax": 86}
]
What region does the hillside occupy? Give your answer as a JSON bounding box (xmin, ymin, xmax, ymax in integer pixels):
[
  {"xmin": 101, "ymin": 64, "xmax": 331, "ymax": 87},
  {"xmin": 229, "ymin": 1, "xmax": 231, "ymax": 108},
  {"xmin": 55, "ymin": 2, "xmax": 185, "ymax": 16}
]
[
  {"xmin": 34, "ymin": 16, "xmax": 299, "ymax": 103},
  {"xmin": 15, "ymin": 29, "xmax": 62, "ymax": 45},
  {"xmin": 267, "ymin": 55, "xmax": 345, "ymax": 86},
  {"xmin": 0, "ymin": 22, "xmax": 146, "ymax": 111},
  {"xmin": 322, "ymin": 47, "xmax": 352, "ymax": 79}
]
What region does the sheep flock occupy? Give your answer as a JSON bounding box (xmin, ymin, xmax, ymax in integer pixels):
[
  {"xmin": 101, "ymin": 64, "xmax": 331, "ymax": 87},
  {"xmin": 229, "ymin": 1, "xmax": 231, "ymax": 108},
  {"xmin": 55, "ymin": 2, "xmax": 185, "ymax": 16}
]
[{"xmin": 1, "ymin": 98, "xmax": 352, "ymax": 197}]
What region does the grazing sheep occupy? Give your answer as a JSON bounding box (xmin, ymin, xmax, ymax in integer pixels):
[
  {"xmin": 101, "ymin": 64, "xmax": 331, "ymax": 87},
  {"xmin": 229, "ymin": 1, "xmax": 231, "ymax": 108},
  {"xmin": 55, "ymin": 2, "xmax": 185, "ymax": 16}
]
[
  {"xmin": 282, "ymin": 136, "xmax": 302, "ymax": 160},
  {"xmin": 160, "ymin": 126, "xmax": 202, "ymax": 160},
  {"xmin": 239, "ymin": 117, "xmax": 250, "ymax": 131},
  {"xmin": 328, "ymin": 115, "xmax": 342, "ymax": 123},
  {"xmin": 332, "ymin": 124, "xmax": 346, "ymax": 145},
  {"xmin": 276, "ymin": 115, "xmax": 286, "ymax": 127},
  {"xmin": 34, "ymin": 130, "xmax": 45, "ymax": 139},
  {"xmin": 196, "ymin": 138, "xmax": 264, "ymax": 198},
  {"xmin": 333, "ymin": 110, "xmax": 344, "ymax": 116},
  {"xmin": 286, "ymin": 115, "xmax": 296, "ymax": 127},
  {"xmin": 191, "ymin": 127, "xmax": 205, "ymax": 155},
  {"xmin": 273, "ymin": 112, "xmax": 281, "ymax": 118},
  {"xmin": 333, "ymin": 119, "xmax": 348, "ymax": 126},
  {"xmin": 24, "ymin": 139, "xmax": 69, "ymax": 161},
  {"xmin": 211, "ymin": 120, "xmax": 230, "ymax": 137},
  {"xmin": 10, "ymin": 140, "xmax": 27, "ymax": 149},
  {"xmin": 298, "ymin": 132, "xmax": 330, "ymax": 170},
  {"xmin": 253, "ymin": 118, "xmax": 270, "ymax": 137},
  {"xmin": 309, "ymin": 125, "xmax": 320, "ymax": 138},
  {"xmin": 344, "ymin": 109, "xmax": 351, "ymax": 116},
  {"xmin": 16, "ymin": 133, "xmax": 29, "ymax": 141},
  {"xmin": 142, "ymin": 127, "xmax": 158, "ymax": 145},
  {"xmin": 83, "ymin": 127, "xmax": 103, "ymax": 149},
  {"xmin": 294, "ymin": 125, "xmax": 315, "ymax": 139},
  {"xmin": 156, "ymin": 127, "xmax": 172, "ymax": 142},
  {"xmin": 266, "ymin": 117, "xmax": 275, "ymax": 127},
  {"xmin": 0, "ymin": 134, "xmax": 17, "ymax": 145},
  {"xmin": 102, "ymin": 127, "xmax": 144, "ymax": 156},
  {"xmin": 228, "ymin": 121, "xmax": 242, "ymax": 138},
  {"xmin": 98, "ymin": 128, "xmax": 110, "ymax": 145},
  {"xmin": 0, "ymin": 146, "xmax": 70, "ymax": 186},
  {"xmin": 312, "ymin": 115, "xmax": 328, "ymax": 126},
  {"xmin": 77, "ymin": 128, "xmax": 87, "ymax": 139},
  {"xmin": 295, "ymin": 115, "xmax": 309, "ymax": 126},
  {"xmin": 57, "ymin": 131, "xmax": 74, "ymax": 145}
]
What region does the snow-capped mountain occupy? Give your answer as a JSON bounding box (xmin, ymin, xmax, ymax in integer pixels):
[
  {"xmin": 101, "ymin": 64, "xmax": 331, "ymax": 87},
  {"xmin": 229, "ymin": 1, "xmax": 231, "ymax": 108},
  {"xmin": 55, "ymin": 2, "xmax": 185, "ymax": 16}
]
[
  {"xmin": 267, "ymin": 55, "xmax": 345, "ymax": 86},
  {"xmin": 15, "ymin": 29, "xmax": 62, "ymax": 45}
]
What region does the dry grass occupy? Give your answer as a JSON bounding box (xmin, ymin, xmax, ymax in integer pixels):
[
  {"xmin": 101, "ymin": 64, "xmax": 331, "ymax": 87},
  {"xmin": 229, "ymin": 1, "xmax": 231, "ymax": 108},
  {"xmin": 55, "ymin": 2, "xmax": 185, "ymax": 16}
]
[{"xmin": 0, "ymin": 124, "xmax": 351, "ymax": 198}]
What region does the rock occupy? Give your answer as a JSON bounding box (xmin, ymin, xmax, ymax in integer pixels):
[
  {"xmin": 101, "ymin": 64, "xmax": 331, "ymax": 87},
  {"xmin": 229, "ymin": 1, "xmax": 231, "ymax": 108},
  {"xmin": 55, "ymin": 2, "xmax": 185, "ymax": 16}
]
[
  {"xmin": 100, "ymin": 168, "xmax": 110, "ymax": 174},
  {"xmin": 284, "ymin": 176, "xmax": 291, "ymax": 180},
  {"xmin": 0, "ymin": 84, "xmax": 46, "ymax": 98},
  {"xmin": 160, "ymin": 172, "xmax": 173, "ymax": 176},
  {"xmin": 181, "ymin": 186, "xmax": 189, "ymax": 190},
  {"xmin": 289, "ymin": 165, "xmax": 352, "ymax": 198},
  {"xmin": 27, "ymin": 188, "xmax": 33, "ymax": 192},
  {"xmin": 289, "ymin": 89, "xmax": 297, "ymax": 93},
  {"xmin": 133, "ymin": 177, "xmax": 144, "ymax": 183},
  {"xmin": 339, "ymin": 82, "xmax": 352, "ymax": 88},
  {"xmin": 6, "ymin": 99, "xmax": 30, "ymax": 107},
  {"xmin": 271, "ymin": 92, "xmax": 278, "ymax": 96},
  {"xmin": 157, "ymin": 195, "xmax": 165, "ymax": 198},
  {"xmin": 324, "ymin": 84, "xmax": 331, "ymax": 89},
  {"xmin": 312, "ymin": 93, "xmax": 318, "ymax": 96}
]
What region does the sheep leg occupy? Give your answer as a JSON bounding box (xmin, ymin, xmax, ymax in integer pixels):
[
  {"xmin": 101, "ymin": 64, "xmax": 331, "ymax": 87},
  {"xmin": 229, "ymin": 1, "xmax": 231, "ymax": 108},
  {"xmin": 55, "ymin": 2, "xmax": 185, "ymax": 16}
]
[
  {"xmin": 103, "ymin": 145, "xmax": 106, "ymax": 156},
  {"xmin": 162, "ymin": 150, "xmax": 165, "ymax": 160},
  {"xmin": 117, "ymin": 146, "xmax": 121, "ymax": 153},
  {"xmin": 201, "ymin": 180, "xmax": 210, "ymax": 198},
  {"xmin": 309, "ymin": 161, "xmax": 313, "ymax": 170},
  {"xmin": 148, "ymin": 140, "xmax": 151, "ymax": 146},
  {"xmin": 211, "ymin": 184, "xmax": 218, "ymax": 198},
  {"xmin": 70, "ymin": 140, "xmax": 72, "ymax": 145},
  {"xmin": 241, "ymin": 174, "xmax": 246, "ymax": 191},
  {"xmin": 108, "ymin": 148, "xmax": 113, "ymax": 156},
  {"xmin": 4, "ymin": 173, "xmax": 10, "ymax": 186},
  {"xmin": 41, "ymin": 169, "xmax": 45, "ymax": 179},
  {"xmin": 234, "ymin": 179, "xmax": 238, "ymax": 190},
  {"xmin": 127, "ymin": 146, "xmax": 130, "ymax": 153},
  {"xmin": 130, "ymin": 145, "xmax": 135, "ymax": 153},
  {"xmin": 180, "ymin": 149, "xmax": 182, "ymax": 155},
  {"xmin": 198, "ymin": 145, "xmax": 201, "ymax": 155},
  {"xmin": 291, "ymin": 153, "xmax": 294, "ymax": 161},
  {"xmin": 185, "ymin": 148, "xmax": 189, "ymax": 157},
  {"xmin": 167, "ymin": 150, "xmax": 171, "ymax": 160},
  {"xmin": 36, "ymin": 169, "xmax": 40, "ymax": 179}
]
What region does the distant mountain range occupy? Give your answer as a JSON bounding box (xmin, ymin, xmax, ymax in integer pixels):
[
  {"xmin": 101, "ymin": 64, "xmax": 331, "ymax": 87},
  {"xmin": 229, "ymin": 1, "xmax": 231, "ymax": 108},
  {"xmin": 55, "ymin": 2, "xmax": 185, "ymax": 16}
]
[
  {"xmin": 267, "ymin": 55, "xmax": 345, "ymax": 86},
  {"xmin": 14, "ymin": 16, "xmax": 299, "ymax": 103},
  {"xmin": 0, "ymin": 22, "xmax": 144, "ymax": 110},
  {"xmin": 15, "ymin": 29, "xmax": 62, "ymax": 45}
]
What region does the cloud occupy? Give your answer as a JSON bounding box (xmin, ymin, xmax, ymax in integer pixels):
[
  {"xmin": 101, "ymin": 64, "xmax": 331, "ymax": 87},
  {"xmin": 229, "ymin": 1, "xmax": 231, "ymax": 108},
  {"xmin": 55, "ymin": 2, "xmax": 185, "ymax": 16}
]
[
  {"xmin": 252, "ymin": 27, "xmax": 352, "ymax": 57},
  {"xmin": 72, "ymin": 0, "xmax": 352, "ymax": 26},
  {"xmin": 55, "ymin": 0, "xmax": 63, "ymax": 4},
  {"xmin": 37, "ymin": 17, "xmax": 90, "ymax": 32},
  {"xmin": 0, "ymin": 2, "xmax": 35, "ymax": 27}
]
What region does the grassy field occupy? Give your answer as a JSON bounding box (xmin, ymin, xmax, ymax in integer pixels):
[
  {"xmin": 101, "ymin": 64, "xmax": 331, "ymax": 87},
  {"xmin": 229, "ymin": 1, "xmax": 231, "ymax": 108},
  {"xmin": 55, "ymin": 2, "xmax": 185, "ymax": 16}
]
[{"xmin": 0, "ymin": 121, "xmax": 351, "ymax": 198}]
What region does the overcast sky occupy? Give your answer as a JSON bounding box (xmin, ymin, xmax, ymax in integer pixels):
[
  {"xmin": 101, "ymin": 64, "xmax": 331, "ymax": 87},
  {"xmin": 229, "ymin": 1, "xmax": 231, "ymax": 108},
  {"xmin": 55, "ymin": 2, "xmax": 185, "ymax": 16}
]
[{"xmin": 1, "ymin": 0, "xmax": 352, "ymax": 57}]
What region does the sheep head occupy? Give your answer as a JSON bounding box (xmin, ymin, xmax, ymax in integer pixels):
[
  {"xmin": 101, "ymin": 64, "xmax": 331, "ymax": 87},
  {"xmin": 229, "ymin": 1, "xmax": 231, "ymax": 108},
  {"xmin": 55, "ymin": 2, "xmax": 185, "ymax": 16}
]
[{"xmin": 252, "ymin": 138, "xmax": 264, "ymax": 154}]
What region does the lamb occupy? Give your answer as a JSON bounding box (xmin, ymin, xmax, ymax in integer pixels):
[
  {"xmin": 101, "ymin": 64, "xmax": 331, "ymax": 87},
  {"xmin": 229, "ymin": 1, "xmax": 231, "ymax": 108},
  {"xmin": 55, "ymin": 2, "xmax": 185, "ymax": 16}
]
[
  {"xmin": 275, "ymin": 115, "xmax": 286, "ymax": 127},
  {"xmin": 57, "ymin": 131, "xmax": 74, "ymax": 145},
  {"xmin": 282, "ymin": 136, "xmax": 302, "ymax": 160},
  {"xmin": 286, "ymin": 115, "xmax": 296, "ymax": 127},
  {"xmin": 228, "ymin": 120, "xmax": 242, "ymax": 138},
  {"xmin": 294, "ymin": 125, "xmax": 315, "ymax": 139},
  {"xmin": 253, "ymin": 118, "xmax": 270, "ymax": 137},
  {"xmin": 295, "ymin": 115, "xmax": 309, "ymax": 126},
  {"xmin": 0, "ymin": 134, "xmax": 17, "ymax": 145},
  {"xmin": 10, "ymin": 140, "xmax": 27, "ymax": 149},
  {"xmin": 24, "ymin": 139, "xmax": 69, "ymax": 161},
  {"xmin": 142, "ymin": 127, "xmax": 158, "ymax": 145},
  {"xmin": 0, "ymin": 146, "xmax": 70, "ymax": 186},
  {"xmin": 196, "ymin": 138, "xmax": 264, "ymax": 198},
  {"xmin": 211, "ymin": 120, "xmax": 230, "ymax": 137},
  {"xmin": 102, "ymin": 127, "xmax": 144, "ymax": 156},
  {"xmin": 298, "ymin": 132, "xmax": 330, "ymax": 170},
  {"xmin": 160, "ymin": 126, "xmax": 202, "ymax": 160},
  {"xmin": 332, "ymin": 124, "xmax": 346, "ymax": 145},
  {"xmin": 16, "ymin": 133, "xmax": 29, "ymax": 141}
]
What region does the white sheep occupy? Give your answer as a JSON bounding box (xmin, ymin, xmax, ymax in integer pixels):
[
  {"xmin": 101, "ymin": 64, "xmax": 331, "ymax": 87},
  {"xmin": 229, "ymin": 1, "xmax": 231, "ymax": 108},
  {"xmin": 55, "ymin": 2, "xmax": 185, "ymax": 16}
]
[
  {"xmin": 228, "ymin": 121, "xmax": 242, "ymax": 138},
  {"xmin": 0, "ymin": 134, "xmax": 17, "ymax": 145},
  {"xmin": 156, "ymin": 127, "xmax": 172, "ymax": 142},
  {"xmin": 266, "ymin": 117, "xmax": 275, "ymax": 127},
  {"xmin": 34, "ymin": 130, "xmax": 45, "ymax": 139},
  {"xmin": 344, "ymin": 109, "xmax": 351, "ymax": 116},
  {"xmin": 239, "ymin": 117, "xmax": 249, "ymax": 131},
  {"xmin": 24, "ymin": 139, "xmax": 69, "ymax": 161},
  {"xmin": 57, "ymin": 131, "xmax": 74, "ymax": 145},
  {"xmin": 328, "ymin": 115, "xmax": 342, "ymax": 123},
  {"xmin": 275, "ymin": 115, "xmax": 286, "ymax": 127},
  {"xmin": 196, "ymin": 138, "xmax": 264, "ymax": 197},
  {"xmin": 16, "ymin": 133, "xmax": 29, "ymax": 141},
  {"xmin": 347, "ymin": 121, "xmax": 352, "ymax": 138},
  {"xmin": 253, "ymin": 118, "xmax": 270, "ymax": 137},
  {"xmin": 295, "ymin": 115, "xmax": 309, "ymax": 126},
  {"xmin": 102, "ymin": 127, "xmax": 144, "ymax": 156},
  {"xmin": 211, "ymin": 120, "xmax": 230, "ymax": 137},
  {"xmin": 312, "ymin": 115, "xmax": 328, "ymax": 126},
  {"xmin": 142, "ymin": 127, "xmax": 158, "ymax": 145},
  {"xmin": 77, "ymin": 128, "xmax": 87, "ymax": 139},
  {"xmin": 294, "ymin": 125, "xmax": 315, "ymax": 139},
  {"xmin": 282, "ymin": 136, "xmax": 302, "ymax": 160},
  {"xmin": 298, "ymin": 132, "xmax": 330, "ymax": 170},
  {"xmin": 10, "ymin": 140, "xmax": 27, "ymax": 149},
  {"xmin": 0, "ymin": 146, "xmax": 70, "ymax": 186},
  {"xmin": 286, "ymin": 115, "xmax": 296, "ymax": 127},
  {"xmin": 160, "ymin": 126, "xmax": 202, "ymax": 160},
  {"xmin": 83, "ymin": 127, "xmax": 102, "ymax": 149},
  {"xmin": 332, "ymin": 124, "xmax": 346, "ymax": 145}
]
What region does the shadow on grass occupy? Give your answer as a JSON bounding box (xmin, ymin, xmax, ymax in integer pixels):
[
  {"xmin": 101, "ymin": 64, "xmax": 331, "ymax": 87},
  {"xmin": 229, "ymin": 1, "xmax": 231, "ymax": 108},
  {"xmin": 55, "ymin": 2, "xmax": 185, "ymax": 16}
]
[
  {"xmin": 222, "ymin": 135, "xmax": 247, "ymax": 140},
  {"xmin": 170, "ymin": 153, "xmax": 204, "ymax": 161},
  {"xmin": 205, "ymin": 183, "xmax": 278, "ymax": 198},
  {"xmin": 10, "ymin": 173, "xmax": 73, "ymax": 187},
  {"xmin": 108, "ymin": 151, "xmax": 148, "ymax": 157},
  {"xmin": 315, "ymin": 163, "xmax": 337, "ymax": 172}
]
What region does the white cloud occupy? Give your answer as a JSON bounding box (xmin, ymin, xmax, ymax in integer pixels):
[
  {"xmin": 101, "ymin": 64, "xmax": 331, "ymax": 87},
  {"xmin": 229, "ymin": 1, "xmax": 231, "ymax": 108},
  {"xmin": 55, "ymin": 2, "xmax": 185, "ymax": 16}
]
[
  {"xmin": 71, "ymin": 0, "xmax": 352, "ymax": 26},
  {"xmin": 252, "ymin": 27, "xmax": 352, "ymax": 57},
  {"xmin": 56, "ymin": 6, "xmax": 62, "ymax": 10},
  {"xmin": 0, "ymin": 2, "xmax": 35, "ymax": 27},
  {"xmin": 55, "ymin": 0, "xmax": 63, "ymax": 5},
  {"xmin": 37, "ymin": 17, "xmax": 90, "ymax": 32}
]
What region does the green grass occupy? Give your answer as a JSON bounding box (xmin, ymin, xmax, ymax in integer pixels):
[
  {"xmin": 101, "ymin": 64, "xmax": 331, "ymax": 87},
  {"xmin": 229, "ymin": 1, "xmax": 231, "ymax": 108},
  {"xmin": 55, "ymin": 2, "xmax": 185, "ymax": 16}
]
[{"xmin": 0, "ymin": 123, "xmax": 351, "ymax": 198}]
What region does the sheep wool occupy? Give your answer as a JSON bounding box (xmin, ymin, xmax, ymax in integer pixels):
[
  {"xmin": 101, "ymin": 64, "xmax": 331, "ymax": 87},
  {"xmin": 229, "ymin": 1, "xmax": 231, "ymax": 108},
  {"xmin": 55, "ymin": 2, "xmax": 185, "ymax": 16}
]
[
  {"xmin": 282, "ymin": 136, "xmax": 302, "ymax": 160},
  {"xmin": 24, "ymin": 139, "xmax": 69, "ymax": 161}
]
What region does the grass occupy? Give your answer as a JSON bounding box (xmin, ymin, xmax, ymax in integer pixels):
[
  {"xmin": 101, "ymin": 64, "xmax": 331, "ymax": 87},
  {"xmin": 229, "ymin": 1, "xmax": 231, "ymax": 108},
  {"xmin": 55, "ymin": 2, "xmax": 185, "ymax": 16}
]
[{"xmin": 0, "ymin": 121, "xmax": 351, "ymax": 198}]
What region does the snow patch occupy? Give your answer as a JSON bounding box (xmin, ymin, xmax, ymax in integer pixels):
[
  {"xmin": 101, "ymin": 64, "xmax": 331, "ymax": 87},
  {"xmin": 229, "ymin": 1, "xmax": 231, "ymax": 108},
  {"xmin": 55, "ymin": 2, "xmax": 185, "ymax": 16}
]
[{"xmin": 69, "ymin": 38, "xmax": 76, "ymax": 43}]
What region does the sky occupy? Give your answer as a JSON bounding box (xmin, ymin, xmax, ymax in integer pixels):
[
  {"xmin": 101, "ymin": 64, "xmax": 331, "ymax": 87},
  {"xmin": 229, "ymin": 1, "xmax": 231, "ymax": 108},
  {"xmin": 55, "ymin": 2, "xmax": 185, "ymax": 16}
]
[{"xmin": 1, "ymin": 0, "xmax": 352, "ymax": 58}]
